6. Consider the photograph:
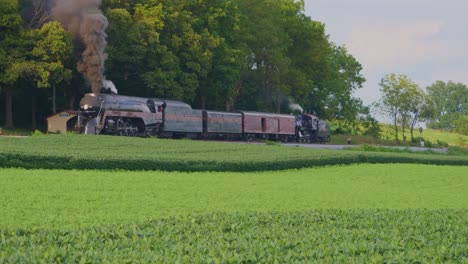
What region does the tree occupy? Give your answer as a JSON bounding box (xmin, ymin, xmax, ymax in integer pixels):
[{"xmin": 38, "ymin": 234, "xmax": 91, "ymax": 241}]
[
  {"xmin": 106, "ymin": 1, "xmax": 220, "ymax": 105},
  {"xmin": 425, "ymin": 81, "xmax": 468, "ymax": 131},
  {"xmin": 19, "ymin": 0, "xmax": 50, "ymax": 29},
  {"xmin": 189, "ymin": 0, "xmax": 245, "ymax": 111},
  {"xmin": 235, "ymin": 0, "xmax": 292, "ymax": 113},
  {"xmin": 282, "ymin": 5, "xmax": 328, "ymax": 115},
  {"xmin": 103, "ymin": 0, "xmax": 366, "ymax": 119},
  {"xmin": 0, "ymin": 0, "xmax": 23, "ymax": 129},
  {"xmin": 400, "ymin": 83, "xmax": 426, "ymax": 141},
  {"xmin": 453, "ymin": 115, "xmax": 468, "ymax": 135},
  {"xmin": 105, "ymin": 6, "xmax": 160, "ymax": 96},
  {"xmin": 378, "ymin": 74, "xmax": 422, "ymax": 142},
  {"xmin": 3, "ymin": 22, "xmax": 73, "ymax": 129},
  {"xmin": 319, "ymin": 44, "xmax": 365, "ymax": 121}
]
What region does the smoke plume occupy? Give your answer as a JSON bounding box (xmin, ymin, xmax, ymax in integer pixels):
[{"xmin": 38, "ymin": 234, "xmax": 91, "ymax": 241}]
[
  {"xmin": 288, "ymin": 98, "xmax": 304, "ymax": 113},
  {"xmin": 50, "ymin": 0, "xmax": 108, "ymax": 94},
  {"xmin": 102, "ymin": 80, "xmax": 118, "ymax": 94}
]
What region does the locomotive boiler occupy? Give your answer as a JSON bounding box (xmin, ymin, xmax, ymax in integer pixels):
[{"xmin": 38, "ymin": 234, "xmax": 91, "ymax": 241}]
[{"xmin": 75, "ymin": 92, "xmax": 330, "ymax": 143}]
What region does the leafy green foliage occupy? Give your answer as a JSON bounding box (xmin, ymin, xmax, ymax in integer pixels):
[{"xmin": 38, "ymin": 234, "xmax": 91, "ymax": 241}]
[
  {"xmin": 343, "ymin": 144, "xmax": 453, "ymax": 156},
  {"xmin": 425, "ymin": 81, "xmax": 468, "ymax": 134},
  {"xmin": 453, "ymin": 115, "xmax": 468, "ymax": 135},
  {"xmin": 329, "ymin": 113, "xmax": 380, "ymax": 138},
  {"xmin": 0, "ymin": 135, "xmax": 467, "ymax": 171},
  {"xmin": 0, "ymin": 210, "xmax": 466, "ymax": 262},
  {"xmin": 377, "ymin": 74, "xmax": 427, "ymax": 142},
  {"xmin": 0, "ymin": 0, "xmax": 24, "ymax": 129},
  {"xmin": 447, "ymin": 146, "xmax": 468, "ymax": 156},
  {"xmin": 2, "ymin": 21, "xmax": 74, "ymax": 130},
  {"xmin": 3, "ymin": 22, "xmax": 73, "ymax": 89}
]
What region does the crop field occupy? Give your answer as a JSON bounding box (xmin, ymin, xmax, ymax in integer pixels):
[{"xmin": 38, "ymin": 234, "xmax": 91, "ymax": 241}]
[
  {"xmin": 2, "ymin": 210, "xmax": 466, "ymax": 263},
  {"xmin": 1, "ymin": 135, "xmax": 467, "ymax": 171},
  {"xmin": 0, "ymin": 135, "xmax": 467, "ymax": 262},
  {"xmin": 1, "ymin": 164, "xmax": 466, "ymax": 228}
]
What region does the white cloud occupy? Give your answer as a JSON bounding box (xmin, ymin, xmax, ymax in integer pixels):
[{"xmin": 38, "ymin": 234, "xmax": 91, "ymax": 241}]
[
  {"xmin": 303, "ymin": 0, "xmax": 468, "ymax": 109},
  {"xmin": 346, "ymin": 20, "xmax": 447, "ymax": 70}
]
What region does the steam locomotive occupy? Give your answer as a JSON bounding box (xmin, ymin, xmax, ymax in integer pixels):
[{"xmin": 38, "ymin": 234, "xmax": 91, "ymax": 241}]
[{"xmin": 76, "ymin": 92, "xmax": 330, "ymax": 143}]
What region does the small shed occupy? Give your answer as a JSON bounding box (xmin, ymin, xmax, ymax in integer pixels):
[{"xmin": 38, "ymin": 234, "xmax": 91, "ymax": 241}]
[{"xmin": 47, "ymin": 111, "xmax": 78, "ymax": 134}]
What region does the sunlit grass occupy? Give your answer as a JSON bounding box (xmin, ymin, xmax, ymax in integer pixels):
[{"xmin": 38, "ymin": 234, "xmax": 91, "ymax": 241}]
[
  {"xmin": 380, "ymin": 124, "xmax": 468, "ymax": 147},
  {"xmin": 1, "ymin": 164, "xmax": 466, "ymax": 229}
]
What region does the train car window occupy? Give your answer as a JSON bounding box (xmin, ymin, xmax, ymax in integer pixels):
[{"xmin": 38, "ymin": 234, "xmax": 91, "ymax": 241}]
[{"xmin": 261, "ymin": 118, "xmax": 266, "ymax": 132}]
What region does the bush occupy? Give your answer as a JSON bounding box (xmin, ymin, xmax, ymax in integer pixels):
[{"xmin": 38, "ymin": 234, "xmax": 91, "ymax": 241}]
[
  {"xmin": 32, "ymin": 130, "xmax": 44, "ymax": 136},
  {"xmin": 424, "ymin": 140, "xmax": 432, "ymax": 148},
  {"xmin": 0, "ymin": 210, "xmax": 466, "ymax": 263},
  {"xmin": 0, "ymin": 135, "xmax": 467, "ymax": 171},
  {"xmin": 436, "ymin": 140, "xmax": 449, "ymax": 148},
  {"xmin": 448, "ymin": 146, "xmax": 468, "ymax": 156}
]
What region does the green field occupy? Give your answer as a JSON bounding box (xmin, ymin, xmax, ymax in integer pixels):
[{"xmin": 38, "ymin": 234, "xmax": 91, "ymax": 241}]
[
  {"xmin": 0, "ymin": 135, "xmax": 467, "ymax": 262},
  {"xmin": 1, "ymin": 164, "xmax": 466, "ymax": 229},
  {"xmin": 1, "ymin": 210, "xmax": 466, "ymax": 263}
]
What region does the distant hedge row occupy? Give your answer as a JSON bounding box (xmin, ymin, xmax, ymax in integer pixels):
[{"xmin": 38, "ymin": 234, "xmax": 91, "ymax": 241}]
[
  {"xmin": 0, "ymin": 149, "xmax": 467, "ymax": 172},
  {"xmin": 0, "ymin": 135, "xmax": 466, "ymax": 171},
  {"xmin": 1, "ymin": 210, "xmax": 466, "ymax": 263}
]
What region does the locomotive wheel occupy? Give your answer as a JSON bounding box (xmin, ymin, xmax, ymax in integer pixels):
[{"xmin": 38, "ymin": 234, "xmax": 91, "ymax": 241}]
[
  {"xmin": 124, "ymin": 122, "xmax": 132, "ymax": 136},
  {"xmin": 116, "ymin": 118, "xmax": 125, "ymax": 136},
  {"xmin": 128, "ymin": 123, "xmax": 139, "ymax": 137}
]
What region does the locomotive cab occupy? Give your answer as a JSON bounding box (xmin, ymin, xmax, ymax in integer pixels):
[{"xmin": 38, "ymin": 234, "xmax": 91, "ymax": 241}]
[{"xmin": 295, "ymin": 113, "xmax": 330, "ymax": 143}]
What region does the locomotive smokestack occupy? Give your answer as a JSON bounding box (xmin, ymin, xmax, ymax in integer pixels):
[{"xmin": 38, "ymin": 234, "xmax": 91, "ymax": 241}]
[
  {"xmin": 289, "ymin": 103, "xmax": 304, "ymax": 113},
  {"xmin": 288, "ymin": 98, "xmax": 304, "ymax": 113},
  {"xmin": 101, "ymin": 80, "xmax": 118, "ymax": 94},
  {"xmin": 50, "ymin": 0, "xmax": 108, "ymax": 94}
]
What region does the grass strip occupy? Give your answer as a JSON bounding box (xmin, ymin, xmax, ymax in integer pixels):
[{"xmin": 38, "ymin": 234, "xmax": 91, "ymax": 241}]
[{"xmin": 0, "ymin": 135, "xmax": 467, "ymax": 171}]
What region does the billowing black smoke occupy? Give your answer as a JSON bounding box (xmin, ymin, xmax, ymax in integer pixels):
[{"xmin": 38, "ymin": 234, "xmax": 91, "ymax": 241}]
[{"xmin": 50, "ymin": 0, "xmax": 109, "ymax": 94}]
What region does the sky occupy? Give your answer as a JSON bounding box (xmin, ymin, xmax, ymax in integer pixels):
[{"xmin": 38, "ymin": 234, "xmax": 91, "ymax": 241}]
[{"xmin": 304, "ymin": 0, "xmax": 468, "ymax": 107}]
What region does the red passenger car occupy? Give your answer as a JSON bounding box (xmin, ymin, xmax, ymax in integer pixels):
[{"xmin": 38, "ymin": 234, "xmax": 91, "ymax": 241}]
[{"xmin": 240, "ymin": 111, "xmax": 296, "ymax": 141}]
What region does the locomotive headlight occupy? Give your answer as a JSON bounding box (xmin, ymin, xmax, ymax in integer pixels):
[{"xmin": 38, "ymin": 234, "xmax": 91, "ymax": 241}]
[{"xmin": 83, "ymin": 104, "xmax": 89, "ymax": 110}]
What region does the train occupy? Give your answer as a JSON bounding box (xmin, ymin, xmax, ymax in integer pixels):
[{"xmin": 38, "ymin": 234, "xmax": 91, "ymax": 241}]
[{"xmin": 75, "ymin": 92, "xmax": 330, "ymax": 143}]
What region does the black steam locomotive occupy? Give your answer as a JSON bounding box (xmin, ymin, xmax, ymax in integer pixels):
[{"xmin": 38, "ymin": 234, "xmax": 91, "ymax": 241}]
[{"xmin": 76, "ymin": 92, "xmax": 330, "ymax": 143}]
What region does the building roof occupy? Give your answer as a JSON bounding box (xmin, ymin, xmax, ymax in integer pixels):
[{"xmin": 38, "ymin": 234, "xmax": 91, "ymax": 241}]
[{"xmin": 47, "ymin": 110, "xmax": 78, "ymax": 119}]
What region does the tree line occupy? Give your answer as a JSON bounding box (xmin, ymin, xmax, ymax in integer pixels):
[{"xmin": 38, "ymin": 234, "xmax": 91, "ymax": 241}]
[
  {"xmin": 377, "ymin": 74, "xmax": 468, "ymax": 140},
  {"xmin": 1, "ymin": 0, "xmax": 370, "ymax": 131}
]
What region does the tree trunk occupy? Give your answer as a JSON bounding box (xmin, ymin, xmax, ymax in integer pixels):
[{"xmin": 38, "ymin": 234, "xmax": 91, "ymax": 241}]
[
  {"xmin": 4, "ymin": 89, "xmax": 14, "ymax": 129},
  {"xmin": 410, "ymin": 114, "xmax": 418, "ymax": 142},
  {"xmin": 401, "ymin": 118, "xmax": 406, "ymax": 143},
  {"xmin": 263, "ymin": 65, "xmax": 271, "ymax": 112},
  {"xmin": 200, "ymin": 96, "xmax": 206, "ymax": 111},
  {"xmin": 31, "ymin": 88, "xmax": 37, "ymax": 131},
  {"xmin": 410, "ymin": 127, "xmax": 414, "ymax": 142},
  {"xmin": 275, "ymin": 93, "xmax": 281, "ymax": 113},
  {"xmin": 226, "ymin": 81, "xmax": 242, "ymax": 112},
  {"xmin": 69, "ymin": 94, "xmax": 75, "ymax": 109},
  {"xmin": 393, "ymin": 112, "xmax": 399, "ymax": 142},
  {"xmin": 225, "ymin": 100, "xmax": 232, "ymax": 112},
  {"xmin": 52, "ymin": 85, "xmax": 56, "ymax": 114}
]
